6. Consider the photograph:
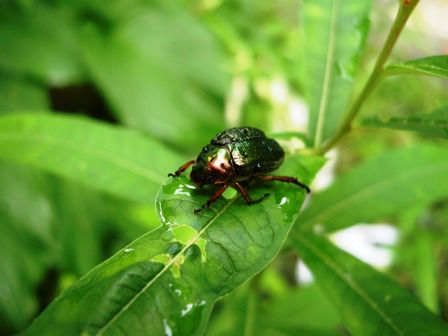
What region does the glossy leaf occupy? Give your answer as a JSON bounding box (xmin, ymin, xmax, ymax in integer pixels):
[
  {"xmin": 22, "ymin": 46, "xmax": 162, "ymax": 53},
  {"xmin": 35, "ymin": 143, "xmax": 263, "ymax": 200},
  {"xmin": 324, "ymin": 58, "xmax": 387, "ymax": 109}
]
[
  {"xmin": 0, "ymin": 113, "xmax": 182, "ymax": 203},
  {"xmin": 298, "ymin": 144, "xmax": 448, "ymax": 233},
  {"xmin": 361, "ymin": 105, "xmax": 448, "ymax": 138},
  {"xmin": 385, "ymin": 55, "xmax": 448, "ymax": 79},
  {"xmin": 22, "ymin": 154, "xmax": 325, "ymax": 335},
  {"xmin": 291, "ymin": 232, "xmax": 448, "ymax": 336},
  {"xmin": 300, "ymin": 0, "xmax": 370, "ymax": 148}
]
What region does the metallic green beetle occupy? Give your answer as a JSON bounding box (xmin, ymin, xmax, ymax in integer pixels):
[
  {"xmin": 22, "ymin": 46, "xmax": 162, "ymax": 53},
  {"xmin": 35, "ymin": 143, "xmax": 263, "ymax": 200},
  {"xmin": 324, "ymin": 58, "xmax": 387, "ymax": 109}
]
[{"xmin": 169, "ymin": 126, "xmax": 310, "ymax": 213}]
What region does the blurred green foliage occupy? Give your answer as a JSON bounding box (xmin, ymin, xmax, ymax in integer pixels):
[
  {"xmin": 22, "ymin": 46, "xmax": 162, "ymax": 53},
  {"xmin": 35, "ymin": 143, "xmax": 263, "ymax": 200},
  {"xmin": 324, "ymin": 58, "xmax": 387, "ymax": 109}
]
[{"xmin": 1, "ymin": 0, "xmax": 448, "ymax": 335}]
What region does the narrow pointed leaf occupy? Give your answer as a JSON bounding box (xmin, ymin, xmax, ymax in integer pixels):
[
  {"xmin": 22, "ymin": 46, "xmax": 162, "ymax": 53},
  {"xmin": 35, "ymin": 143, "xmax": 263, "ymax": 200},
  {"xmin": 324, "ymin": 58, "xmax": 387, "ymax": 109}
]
[
  {"xmin": 300, "ymin": 0, "xmax": 370, "ymax": 148},
  {"xmin": 22, "ymin": 154, "xmax": 325, "ymax": 336},
  {"xmin": 291, "ymin": 232, "xmax": 448, "ymax": 336},
  {"xmin": 385, "ymin": 55, "xmax": 448, "ymax": 79},
  {"xmin": 0, "ymin": 113, "xmax": 181, "ymax": 203},
  {"xmin": 297, "ymin": 144, "xmax": 448, "ymax": 233},
  {"xmin": 361, "ymin": 105, "xmax": 448, "ymax": 138}
]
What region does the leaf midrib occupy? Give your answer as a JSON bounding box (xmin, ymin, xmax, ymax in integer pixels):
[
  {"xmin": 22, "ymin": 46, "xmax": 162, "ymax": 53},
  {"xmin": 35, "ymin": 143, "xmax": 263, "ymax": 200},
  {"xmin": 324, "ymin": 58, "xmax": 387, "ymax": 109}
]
[
  {"xmin": 295, "ymin": 234, "xmax": 404, "ymax": 335},
  {"xmin": 95, "ymin": 195, "xmax": 240, "ymax": 335}
]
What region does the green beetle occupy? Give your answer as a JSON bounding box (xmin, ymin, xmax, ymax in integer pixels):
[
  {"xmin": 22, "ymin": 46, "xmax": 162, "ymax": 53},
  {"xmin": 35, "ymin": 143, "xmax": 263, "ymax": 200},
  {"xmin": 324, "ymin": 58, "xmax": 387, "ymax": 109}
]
[{"xmin": 169, "ymin": 126, "xmax": 310, "ymax": 213}]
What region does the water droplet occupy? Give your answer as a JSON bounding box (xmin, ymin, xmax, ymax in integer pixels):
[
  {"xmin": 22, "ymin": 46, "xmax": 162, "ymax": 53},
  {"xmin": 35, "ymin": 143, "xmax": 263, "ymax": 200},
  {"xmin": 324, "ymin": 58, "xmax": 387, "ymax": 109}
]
[
  {"xmin": 181, "ymin": 303, "xmax": 194, "ymax": 317},
  {"xmin": 278, "ymin": 196, "xmax": 288, "ymax": 207},
  {"xmin": 163, "ymin": 319, "xmax": 173, "ymax": 336},
  {"xmin": 124, "ymin": 248, "xmax": 134, "ymax": 253}
]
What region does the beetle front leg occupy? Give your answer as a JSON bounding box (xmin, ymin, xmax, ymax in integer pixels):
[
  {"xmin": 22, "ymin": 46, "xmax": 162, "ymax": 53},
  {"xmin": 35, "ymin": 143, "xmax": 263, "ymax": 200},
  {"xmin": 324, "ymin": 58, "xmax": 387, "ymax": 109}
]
[
  {"xmin": 194, "ymin": 184, "xmax": 229, "ymax": 213},
  {"xmin": 255, "ymin": 175, "xmax": 310, "ymax": 193},
  {"xmin": 233, "ymin": 182, "xmax": 270, "ymax": 205},
  {"xmin": 168, "ymin": 159, "xmax": 196, "ymax": 177}
]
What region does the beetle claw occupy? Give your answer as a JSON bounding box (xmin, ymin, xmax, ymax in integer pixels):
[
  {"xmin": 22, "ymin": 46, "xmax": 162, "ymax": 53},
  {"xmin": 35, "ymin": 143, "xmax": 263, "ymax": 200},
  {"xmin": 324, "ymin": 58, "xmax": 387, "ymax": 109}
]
[{"xmin": 252, "ymin": 193, "xmax": 270, "ymax": 204}]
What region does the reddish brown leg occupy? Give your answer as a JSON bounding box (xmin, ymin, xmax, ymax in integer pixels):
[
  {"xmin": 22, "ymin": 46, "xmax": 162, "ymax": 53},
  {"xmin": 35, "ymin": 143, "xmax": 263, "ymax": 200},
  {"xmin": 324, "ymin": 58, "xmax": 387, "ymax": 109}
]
[
  {"xmin": 255, "ymin": 175, "xmax": 310, "ymax": 193},
  {"xmin": 194, "ymin": 184, "xmax": 229, "ymax": 213},
  {"xmin": 168, "ymin": 159, "xmax": 196, "ymax": 177},
  {"xmin": 232, "ymin": 182, "xmax": 270, "ymax": 205}
]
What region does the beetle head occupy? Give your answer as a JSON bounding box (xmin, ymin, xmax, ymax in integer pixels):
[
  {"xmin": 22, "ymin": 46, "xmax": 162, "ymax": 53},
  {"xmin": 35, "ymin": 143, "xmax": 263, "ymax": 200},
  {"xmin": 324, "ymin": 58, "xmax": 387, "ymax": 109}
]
[
  {"xmin": 190, "ymin": 161, "xmax": 216, "ymax": 187},
  {"xmin": 190, "ymin": 145, "xmax": 234, "ymax": 187}
]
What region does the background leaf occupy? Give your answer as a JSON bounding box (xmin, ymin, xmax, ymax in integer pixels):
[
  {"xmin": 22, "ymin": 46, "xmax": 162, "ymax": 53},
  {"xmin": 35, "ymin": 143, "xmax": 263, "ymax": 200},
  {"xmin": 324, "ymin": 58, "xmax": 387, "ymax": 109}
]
[
  {"xmin": 0, "ymin": 4, "xmax": 84, "ymax": 85},
  {"xmin": 22, "ymin": 154, "xmax": 325, "ymax": 335},
  {"xmin": 385, "ymin": 55, "xmax": 448, "ymax": 79},
  {"xmin": 291, "ymin": 232, "xmax": 448, "ymax": 336},
  {"xmin": 0, "ymin": 163, "xmax": 54, "ymax": 334},
  {"xmin": 297, "ymin": 143, "xmax": 448, "ymax": 233},
  {"xmin": 360, "ymin": 104, "xmax": 448, "ymax": 138},
  {"xmin": 0, "ymin": 113, "xmax": 182, "ymax": 203},
  {"xmin": 81, "ymin": 3, "xmax": 227, "ymax": 149},
  {"xmin": 300, "ymin": 0, "xmax": 370, "ymax": 148}
]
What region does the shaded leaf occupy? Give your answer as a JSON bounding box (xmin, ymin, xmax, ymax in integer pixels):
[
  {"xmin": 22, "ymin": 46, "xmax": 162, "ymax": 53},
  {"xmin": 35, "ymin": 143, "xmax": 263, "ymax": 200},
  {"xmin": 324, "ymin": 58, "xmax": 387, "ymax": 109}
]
[
  {"xmin": 0, "ymin": 4, "xmax": 84, "ymax": 85},
  {"xmin": 385, "ymin": 55, "xmax": 448, "ymax": 79},
  {"xmin": 0, "ymin": 76, "xmax": 48, "ymax": 113},
  {"xmin": 22, "ymin": 154, "xmax": 325, "ymax": 335},
  {"xmin": 360, "ymin": 105, "xmax": 448, "ymax": 138},
  {"xmin": 0, "ymin": 113, "xmax": 182, "ymax": 203},
  {"xmin": 81, "ymin": 4, "xmax": 227, "ymax": 148},
  {"xmin": 291, "ymin": 232, "xmax": 448, "ymax": 336},
  {"xmin": 298, "ymin": 144, "xmax": 448, "ymax": 233},
  {"xmin": 300, "ymin": 0, "xmax": 370, "ymax": 147},
  {"xmin": 262, "ymin": 284, "xmax": 342, "ymax": 335},
  {"xmin": 0, "ymin": 163, "xmax": 54, "ymax": 334}
]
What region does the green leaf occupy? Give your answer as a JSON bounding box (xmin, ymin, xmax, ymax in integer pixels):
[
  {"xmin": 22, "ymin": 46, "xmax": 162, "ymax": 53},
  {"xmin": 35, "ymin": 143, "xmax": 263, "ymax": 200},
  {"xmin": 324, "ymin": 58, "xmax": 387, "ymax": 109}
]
[
  {"xmin": 300, "ymin": 0, "xmax": 370, "ymax": 148},
  {"xmin": 0, "ymin": 113, "xmax": 182, "ymax": 203},
  {"xmin": 263, "ymin": 284, "xmax": 342, "ymax": 335},
  {"xmin": 291, "ymin": 232, "xmax": 448, "ymax": 336},
  {"xmin": 298, "ymin": 144, "xmax": 448, "ymax": 233},
  {"xmin": 0, "ymin": 163, "xmax": 54, "ymax": 334},
  {"xmin": 0, "ymin": 76, "xmax": 48, "ymax": 113},
  {"xmin": 360, "ymin": 105, "xmax": 448, "ymax": 138},
  {"xmin": 205, "ymin": 282, "xmax": 260, "ymax": 336},
  {"xmin": 81, "ymin": 4, "xmax": 227, "ymax": 148},
  {"xmin": 0, "ymin": 5, "xmax": 84, "ymax": 85},
  {"xmin": 385, "ymin": 55, "xmax": 448, "ymax": 79},
  {"xmin": 22, "ymin": 154, "xmax": 325, "ymax": 336}
]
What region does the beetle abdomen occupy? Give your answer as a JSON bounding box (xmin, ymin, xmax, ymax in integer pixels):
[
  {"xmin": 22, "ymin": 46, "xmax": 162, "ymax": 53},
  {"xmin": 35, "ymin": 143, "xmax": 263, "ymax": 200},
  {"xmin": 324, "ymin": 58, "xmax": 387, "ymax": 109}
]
[
  {"xmin": 229, "ymin": 138, "xmax": 284, "ymax": 176},
  {"xmin": 212, "ymin": 126, "xmax": 266, "ymax": 146}
]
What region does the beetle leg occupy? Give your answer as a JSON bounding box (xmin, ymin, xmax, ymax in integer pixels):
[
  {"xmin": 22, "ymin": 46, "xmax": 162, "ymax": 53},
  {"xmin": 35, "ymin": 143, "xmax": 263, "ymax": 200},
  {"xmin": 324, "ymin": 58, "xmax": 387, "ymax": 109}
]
[
  {"xmin": 232, "ymin": 182, "xmax": 270, "ymax": 205},
  {"xmin": 168, "ymin": 159, "xmax": 196, "ymax": 177},
  {"xmin": 239, "ymin": 180, "xmax": 250, "ymax": 190},
  {"xmin": 194, "ymin": 184, "xmax": 228, "ymax": 213},
  {"xmin": 255, "ymin": 175, "xmax": 310, "ymax": 193}
]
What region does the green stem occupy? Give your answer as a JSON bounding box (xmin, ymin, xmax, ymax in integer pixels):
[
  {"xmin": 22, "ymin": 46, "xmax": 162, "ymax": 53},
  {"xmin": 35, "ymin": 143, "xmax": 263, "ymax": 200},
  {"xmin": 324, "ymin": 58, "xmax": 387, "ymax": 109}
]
[{"xmin": 318, "ymin": 0, "xmax": 420, "ymax": 155}]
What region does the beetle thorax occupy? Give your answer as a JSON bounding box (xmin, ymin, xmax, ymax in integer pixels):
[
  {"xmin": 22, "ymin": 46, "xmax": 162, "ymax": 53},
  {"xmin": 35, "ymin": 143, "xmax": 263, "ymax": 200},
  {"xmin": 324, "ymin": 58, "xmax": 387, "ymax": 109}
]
[
  {"xmin": 208, "ymin": 148, "xmax": 233, "ymax": 177},
  {"xmin": 190, "ymin": 146, "xmax": 235, "ymax": 187}
]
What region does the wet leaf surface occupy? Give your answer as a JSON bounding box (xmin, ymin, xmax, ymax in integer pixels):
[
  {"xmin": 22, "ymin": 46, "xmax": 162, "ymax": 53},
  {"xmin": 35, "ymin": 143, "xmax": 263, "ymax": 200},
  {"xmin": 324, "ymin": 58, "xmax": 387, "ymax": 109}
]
[{"xmin": 23, "ymin": 154, "xmax": 325, "ymax": 335}]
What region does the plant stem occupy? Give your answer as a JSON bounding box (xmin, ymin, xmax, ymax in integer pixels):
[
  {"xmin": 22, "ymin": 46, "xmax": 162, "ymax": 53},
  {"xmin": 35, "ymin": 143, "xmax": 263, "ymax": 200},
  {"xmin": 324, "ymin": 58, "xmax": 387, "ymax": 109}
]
[{"xmin": 318, "ymin": 0, "xmax": 420, "ymax": 155}]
